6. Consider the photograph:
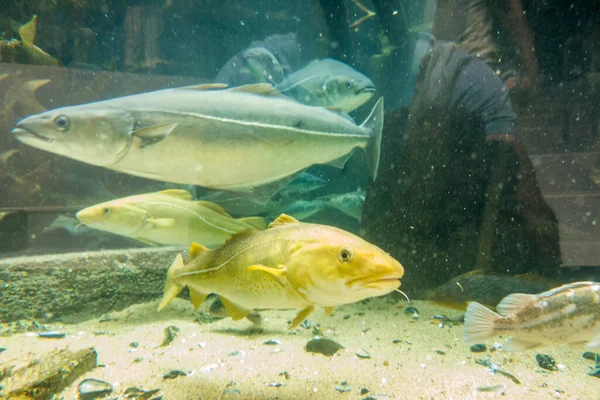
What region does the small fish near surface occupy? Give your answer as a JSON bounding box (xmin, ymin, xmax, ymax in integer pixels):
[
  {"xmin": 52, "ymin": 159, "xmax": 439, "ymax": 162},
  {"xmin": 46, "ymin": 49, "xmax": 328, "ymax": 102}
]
[
  {"xmin": 13, "ymin": 83, "xmax": 383, "ymax": 203},
  {"xmin": 428, "ymin": 270, "xmax": 559, "ymax": 310},
  {"xmin": 464, "ymin": 281, "xmax": 600, "ymax": 352},
  {"xmin": 157, "ymin": 214, "xmax": 404, "ymax": 329},
  {"xmin": 276, "ymin": 58, "xmax": 376, "ymax": 113},
  {"xmin": 76, "ymin": 189, "xmax": 266, "ymax": 247}
]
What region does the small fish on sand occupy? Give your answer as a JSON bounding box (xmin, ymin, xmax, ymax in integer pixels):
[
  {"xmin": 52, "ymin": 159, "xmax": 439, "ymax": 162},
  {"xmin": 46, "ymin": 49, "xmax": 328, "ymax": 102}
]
[
  {"xmin": 157, "ymin": 214, "xmax": 404, "ymax": 329},
  {"xmin": 76, "ymin": 189, "xmax": 266, "ymax": 247},
  {"xmin": 13, "ymin": 83, "xmax": 383, "ymax": 203},
  {"xmin": 464, "ymin": 281, "xmax": 600, "ymax": 352},
  {"xmin": 276, "ymin": 59, "xmax": 376, "ymax": 113},
  {"xmin": 428, "ymin": 270, "xmax": 559, "ymax": 310}
]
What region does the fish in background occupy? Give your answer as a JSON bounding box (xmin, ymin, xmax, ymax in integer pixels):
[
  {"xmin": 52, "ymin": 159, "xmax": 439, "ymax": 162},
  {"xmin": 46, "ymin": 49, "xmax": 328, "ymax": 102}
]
[
  {"xmin": 13, "ymin": 83, "xmax": 383, "ymax": 204},
  {"xmin": 464, "ymin": 281, "xmax": 600, "ymax": 352},
  {"xmin": 242, "ymin": 47, "xmax": 286, "ymax": 85},
  {"xmin": 269, "ymin": 199, "xmax": 327, "ymax": 221},
  {"xmin": 76, "ymin": 189, "xmax": 266, "ymax": 247},
  {"xmin": 428, "ymin": 270, "xmax": 559, "ymax": 310},
  {"xmin": 157, "ymin": 214, "xmax": 404, "ymax": 329},
  {"xmin": 276, "ymin": 59, "xmax": 377, "ymax": 113},
  {"xmin": 319, "ymin": 190, "xmax": 365, "ymax": 222}
]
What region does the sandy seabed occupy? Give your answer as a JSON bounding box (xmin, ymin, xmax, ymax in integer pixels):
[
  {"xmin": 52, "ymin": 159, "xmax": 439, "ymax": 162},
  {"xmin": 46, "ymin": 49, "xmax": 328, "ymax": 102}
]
[{"xmin": 1, "ymin": 298, "xmax": 597, "ymax": 400}]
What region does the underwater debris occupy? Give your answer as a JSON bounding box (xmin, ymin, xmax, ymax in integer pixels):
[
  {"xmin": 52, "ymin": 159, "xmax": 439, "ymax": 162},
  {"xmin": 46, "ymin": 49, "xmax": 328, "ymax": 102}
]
[
  {"xmin": 0, "ymin": 347, "xmax": 97, "ymax": 399},
  {"xmin": 279, "ymin": 371, "xmax": 290, "ymax": 380},
  {"xmin": 305, "ymin": 338, "xmax": 344, "ymax": 356},
  {"xmin": 123, "ymin": 386, "xmax": 161, "ymax": 399},
  {"xmin": 263, "ymin": 339, "xmax": 281, "ymax": 345},
  {"xmin": 536, "ymin": 354, "xmax": 558, "ymax": 371},
  {"xmin": 473, "ymin": 384, "xmax": 505, "ymax": 394},
  {"xmin": 475, "ymin": 358, "xmax": 521, "ymax": 384},
  {"xmin": 129, "ymin": 342, "xmax": 139, "ymax": 348},
  {"xmin": 470, "ymin": 344, "xmax": 487, "ymax": 353},
  {"xmin": 0, "ymin": 347, "xmax": 6, "ymax": 353},
  {"xmin": 158, "ymin": 325, "xmax": 179, "ymax": 347},
  {"xmin": 583, "ymin": 352, "xmax": 600, "ymax": 363},
  {"xmin": 163, "ymin": 370, "xmax": 187, "ymax": 380},
  {"xmin": 78, "ymin": 378, "xmax": 113, "ymax": 400},
  {"xmin": 268, "ymin": 382, "xmax": 285, "ymax": 387},
  {"xmin": 349, "ymin": 0, "xmax": 376, "ymax": 29},
  {"xmin": 38, "ymin": 331, "xmax": 66, "ymax": 339},
  {"xmin": 587, "ymin": 367, "xmax": 600, "ymax": 378},
  {"xmin": 356, "ymin": 348, "xmax": 371, "ymax": 359}
]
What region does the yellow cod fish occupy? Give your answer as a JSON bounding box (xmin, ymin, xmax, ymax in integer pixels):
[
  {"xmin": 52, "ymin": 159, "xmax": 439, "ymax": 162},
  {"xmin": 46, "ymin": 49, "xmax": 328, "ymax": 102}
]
[
  {"xmin": 464, "ymin": 281, "xmax": 600, "ymax": 352},
  {"xmin": 157, "ymin": 214, "xmax": 404, "ymax": 329},
  {"xmin": 76, "ymin": 189, "xmax": 266, "ymax": 247}
]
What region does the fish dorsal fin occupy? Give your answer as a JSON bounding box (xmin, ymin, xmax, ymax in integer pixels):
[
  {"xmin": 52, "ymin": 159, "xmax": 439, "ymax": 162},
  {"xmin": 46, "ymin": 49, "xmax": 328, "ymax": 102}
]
[
  {"xmin": 497, "ymin": 293, "xmax": 538, "ymax": 316},
  {"xmin": 180, "ymin": 83, "xmax": 228, "ymax": 91},
  {"xmin": 225, "ymin": 228, "xmax": 256, "ymax": 244},
  {"xmin": 187, "ymin": 242, "xmax": 209, "ymax": 262},
  {"xmin": 195, "ymin": 200, "xmax": 231, "ymax": 216},
  {"xmin": 158, "ymin": 189, "xmax": 193, "ymax": 201},
  {"xmin": 268, "ymin": 213, "xmax": 300, "ymax": 228},
  {"xmin": 229, "ymin": 83, "xmax": 281, "ymax": 96},
  {"xmin": 19, "ymin": 15, "xmax": 37, "ymax": 45}
]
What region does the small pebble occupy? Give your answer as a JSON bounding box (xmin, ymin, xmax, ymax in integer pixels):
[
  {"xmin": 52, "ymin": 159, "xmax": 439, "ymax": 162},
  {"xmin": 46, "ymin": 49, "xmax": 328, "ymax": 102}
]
[
  {"xmin": 344, "ymin": 314, "xmax": 351, "ymax": 320},
  {"xmin": 356, "ymin": 348, "xmax": 371, "ymax": 359},
  {"xmin": 268, "ymin": 382, "xmax": 284, "ymax": 387},
  {"xmin": 403, "ymin": 306, "xmax": 419, "ymax": 319},
  {"xmin": 360, "ymin": 388, "xmax": 369, "ymax": 395},
  {"xmin": 78, "ymin": 378, "xmax": 113, "ymax": 400},
  {"xmin": 163, "ymin": 370, "xmax": 187, "ymax": 380},
  {"xmin": 470, "ymin": 344, "xmax": 487, "ymax": 353},
  {"xmin": 0, "ymin": 348, "xmax": 6, "ymax": 353},
  {"xmin": 433, "ymin": 349, "xmax": 445, "ymax": 355},
  {"xmin": 335, "ymin": 381, "xmax": 351, "ymax": 393},
  {"xmin": 263, "ymin": 339, "xmax": 280, "ymax": 345},
  {"xmin": 583, "ymin": 352, "xmax": 600, "ymax": 362},
  {"xmin": 38, "ymin": 331, "xmax": 66, "ymax": 339},
  {"xmin": 129, "ymin": 342, "xmax": 139, "ymax": 348},
  {"xmin": 473, "ymin": 384, "xmax": 505, "ymax": 394},
  {"xmin": 536, "ymin": 353, "xmax": 558, "ymax": 371},
  {"xmin": 305, "ymin": 338, "xmax": 344, "ymax": 356}
]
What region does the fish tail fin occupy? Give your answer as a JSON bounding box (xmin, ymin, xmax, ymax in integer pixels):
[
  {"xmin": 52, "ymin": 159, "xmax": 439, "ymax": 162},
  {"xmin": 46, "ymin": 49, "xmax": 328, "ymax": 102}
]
[
  {"xmin": 463, "ymin": 301, "xmax": 500, "ymax": 344},
  {"xmin": 157, "ymin": 253, "xmax": 186, "ymax": 312},
  {"xmin": 360, "ymin": 97, "xmax": 384, "ymax": 180},
  {"xmin": 238, "ymin": 216, "xmax": 267, "ymax": 230}
]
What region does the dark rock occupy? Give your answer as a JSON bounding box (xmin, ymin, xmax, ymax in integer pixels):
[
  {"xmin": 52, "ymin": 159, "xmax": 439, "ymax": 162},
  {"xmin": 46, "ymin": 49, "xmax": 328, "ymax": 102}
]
[
  {"xmin": 163, "ymin": 370, "xmax": 187, "ymax": 380},
  {"xmin": 263, "ymin": 339, "xmax": 281, "ymax": 345},
  {"xmin": 470, "ymin": 344, "xmax": 487, "ymax": 353},
  {"xmin": 583, "ymin": 352, "xmax": 600, "ymax": 362},
  {"xmin": 129, "ymin": 342, "xmax": 139, "ymax": 348},
  {"xmin": 404, "ymin": 306, "xmax": 419, "ymax": 319},
  {"xmin": 536, "ymin": 354, "xmax": 558, "ymax": 371},
  {"xmin": 360, "ymin": 388, "xmax": 369, "ymax": 395},
  {"xmin": 305, "ymin": 338, "xmax": 344, "ymax": 356}
]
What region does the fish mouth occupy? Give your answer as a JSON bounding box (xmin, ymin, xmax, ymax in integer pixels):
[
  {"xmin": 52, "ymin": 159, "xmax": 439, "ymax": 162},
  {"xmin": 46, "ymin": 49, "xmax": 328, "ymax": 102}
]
[
  {"xmin": 12, "ymin": 127, "xmax": 54, "ymax": 143},
  {"xmin": 348, "ymin": 275, "xmax": 402, "ymax": 290},
  {"xmin": 358, "ymin": 86, "xmax": 377, "ymax": 94}
]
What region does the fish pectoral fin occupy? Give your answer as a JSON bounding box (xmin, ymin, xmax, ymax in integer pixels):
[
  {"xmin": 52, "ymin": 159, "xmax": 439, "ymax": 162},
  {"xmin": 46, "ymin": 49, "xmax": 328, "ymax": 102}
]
[
  {"xmin": 497, "ymin": 293, "xmax": 539, "ymax": 316},
  {"xmin": 195, "ymin": 200, "xmax": 231, "ymax": 216},
  {"xmin": 180, "ymin": 83, "xmax": 228, "ymax": 91},
  {"xmin": 146, "ymin": 218, "xmax": 176, "ymax": 228},
  {"xmin": 327, "ymin": 151, "xmax": 354, "ymax": 169},
  {"xmin": 289, "ymin": 306, "xmax": 315, "ymax": 330},
  {"xmin": 187, "ymin": 242, "xmax": 210, "ymax": 262},
  {"xmin": 238, "ymin": 216, "xmax": 267, "ymax": 230},
  {"xmin": 229, "ymin": 83, "xmax": 281, "ymax": 96},
  {"xmin": 189, "ymin": 288, "xmax": 209, "ymax": 310},
  {"xmin": 246, "ymin": 264, "xmax": 287, "ymax": 287},
  {"xmin": 157, "ymin": 253, "xmax": 186, "ymax": 311},
  {"xmin": 131, "ymin": 123, "xmax": 178, "ymax": 148},
  {"xmin": 324, "ymin": 306, "xmax": 336, "ymax": 316},
  {"xmin": 503, "ymin": 338, "xmax": 541, "ymax": 352},
  {"xmin": 158, "ymin": 189, "xmax": 193, "ymax": 201},
  {"xmin": 219, "ymin": 297, "xmax": 251, "ymax": 321},
  {"xmin": 268, "ymin": 213, "xmax": 300, "ymax": 228}
]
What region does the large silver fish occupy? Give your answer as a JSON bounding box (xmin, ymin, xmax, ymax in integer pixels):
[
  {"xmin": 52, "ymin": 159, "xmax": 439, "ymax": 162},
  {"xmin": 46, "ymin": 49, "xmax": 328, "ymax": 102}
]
[
  {"xmin": 12, "ymin": 83, "xmax": 383, "ymax": 202},
  {"xmin": 276, "ymin": 59, "xmax": 376, "ymax": 113}
]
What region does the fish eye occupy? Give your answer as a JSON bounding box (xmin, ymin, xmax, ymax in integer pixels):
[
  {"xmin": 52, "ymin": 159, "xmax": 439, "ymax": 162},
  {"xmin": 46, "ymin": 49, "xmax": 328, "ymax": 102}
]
[
  {"xmin": 338, "ymin": 247, "xmax": 354, "ymax": 263},
  {"xmin": 346, "ymin": 80, "xmax": 354, "ymax": 89},
  {"xmin": 53, "ymin": 115, "xmax": 70, "ymax": 132},
  {"xmin": 102, "ymin": 207, "xmax": 111, "ymax": 215}
]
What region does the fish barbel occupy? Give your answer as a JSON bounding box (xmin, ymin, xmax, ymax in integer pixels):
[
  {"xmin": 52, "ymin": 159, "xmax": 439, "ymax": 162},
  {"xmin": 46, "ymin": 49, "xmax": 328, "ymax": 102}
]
[
  {"xmin": 76, "ymin": 189, "xmax": 266, "ymax": 247},
  {"xmin": 464, "ymin": 281, "xmax": 600, "ymax": 352},
  {"xmin": 12, "ymin": 83, "xmax": 383, "ymax": 202},
  {"xmin": 157, "ymin": 214, "xmax": 404, "ymax": 329}
]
